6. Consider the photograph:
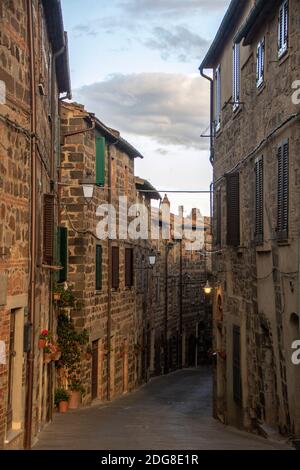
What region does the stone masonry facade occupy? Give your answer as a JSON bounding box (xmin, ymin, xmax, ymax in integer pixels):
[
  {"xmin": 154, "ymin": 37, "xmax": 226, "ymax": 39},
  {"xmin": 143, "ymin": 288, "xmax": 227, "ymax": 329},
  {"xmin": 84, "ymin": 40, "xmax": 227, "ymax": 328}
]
[
  {"xmin": 0, "ymin": 0, "xmax": 70, "ymax": 449},
  {"xmin": 200, "ymin": 0, "xmax": 300, "ymax": 438}
]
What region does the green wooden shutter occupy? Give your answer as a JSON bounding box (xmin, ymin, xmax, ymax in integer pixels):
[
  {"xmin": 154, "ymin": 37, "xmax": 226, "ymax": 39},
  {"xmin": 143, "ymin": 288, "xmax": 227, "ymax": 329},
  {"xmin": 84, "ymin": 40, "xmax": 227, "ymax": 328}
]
[
  {"xmin": 96, "ymin": 245, "xmax": 102, "ymax": 291},
  {"xmin": 96, "ymin": 136, "xmax": 105, "ymax": 186},
  {"xmin": 58, "ymin": 226, "xmax": 68, "ymax": 283}
]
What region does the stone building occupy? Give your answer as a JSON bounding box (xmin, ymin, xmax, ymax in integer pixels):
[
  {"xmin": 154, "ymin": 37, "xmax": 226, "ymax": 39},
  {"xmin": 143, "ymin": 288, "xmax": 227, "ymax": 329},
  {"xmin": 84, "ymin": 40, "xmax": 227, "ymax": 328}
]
[
  {"xmin": 59, "ymin": 102, "xmax": 212, "ymax": 406},
  {"xmin": 200, "ymin": 0, "xmax": 300, "ymax": 438},
  {"xmin": 0, "ymin": 0, "xmax": 71, "ymax": 449}
]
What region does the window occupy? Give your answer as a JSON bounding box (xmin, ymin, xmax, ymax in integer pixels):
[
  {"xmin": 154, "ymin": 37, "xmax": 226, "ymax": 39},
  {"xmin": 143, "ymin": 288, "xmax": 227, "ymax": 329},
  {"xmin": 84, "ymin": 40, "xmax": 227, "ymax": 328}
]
[
  {"xmin": 96, "ymin": 136, "xmax": 105, "ymax": 186},
  {"xmin": 124, "ymin": 165, "xmax": 129, "ymax": 195},
  {"xmin": 57, "ymin": 226, "xmax": 68, "ymax": 283},
  {"xmin": 226, "ymin": 173, "xmax": 240, "ymax": 246},
  {"xmin": 232, "ymin": 43, "xmax": 240, "ymax": 110},
  {"xmin": 255, "ymin": 157, "xmax": 264, "ymax": 244},
  {"xmin": 125, "ymin": 247, "xmax": 134, "ymax": 288},
  {"xmin": 43, "ymin": 194, "xmax": 55, "ymax": 265},
  {"xmin": 216, "ymin": 188, "xmax": 222, "ymax": 246},
  {"xmin": 256, "ymin": 39, "xmax": 265, "ymax": 88},
  {"xmin": 96, "ymin": 245, "xmax": 102, "ymax": 291},
  {"xmin": 277, "ymin": 140, "xmax": 289, "ymax": 241},
  {"xmin": 215, "ymin": 65, "xmax": 221, "ymax": 131},
  {"xmin": 278, "ymin": 0, "xmax": 288, "ymax": 58},
  {"xmin": 112, "ymin": 246, "xmax": 119, "ymax": 289},
  {"xmin": 233, "ymin": 325, "xmax": 242, "ymax": 404}
]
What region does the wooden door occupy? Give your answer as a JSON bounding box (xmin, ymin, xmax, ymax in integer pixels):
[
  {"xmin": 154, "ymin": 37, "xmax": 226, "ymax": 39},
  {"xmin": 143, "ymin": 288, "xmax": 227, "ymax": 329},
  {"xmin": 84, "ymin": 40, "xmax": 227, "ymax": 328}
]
[{"xmin": 92, "ymin": 340, "xmax": 99, "ymax": 400}]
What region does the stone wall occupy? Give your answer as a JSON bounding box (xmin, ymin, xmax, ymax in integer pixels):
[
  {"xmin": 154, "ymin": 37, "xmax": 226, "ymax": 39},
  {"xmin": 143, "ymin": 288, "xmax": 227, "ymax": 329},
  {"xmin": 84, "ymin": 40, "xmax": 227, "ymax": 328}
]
[
  {"xmin": 0, "ymin": 0, "xmax": 68, "ymax": 449},
  {"xmin": 210, "ymin": 0, "xmax": 300, "ymax": 436}
]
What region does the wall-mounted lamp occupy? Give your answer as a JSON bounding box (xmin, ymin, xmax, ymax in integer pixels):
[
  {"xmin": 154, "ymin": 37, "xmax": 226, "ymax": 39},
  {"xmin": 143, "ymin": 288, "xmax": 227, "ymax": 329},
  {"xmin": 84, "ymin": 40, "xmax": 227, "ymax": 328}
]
[
  {"xmin": 149, "ymin": 252, "xmax": 156, "ymax": 267},
  {"xmin": 203, "ymin": 281, "xmax": 213, "ymax": 295},
  {"xmin": 81, "ymin": 176, "xmax": 95, "ymax": 204}
]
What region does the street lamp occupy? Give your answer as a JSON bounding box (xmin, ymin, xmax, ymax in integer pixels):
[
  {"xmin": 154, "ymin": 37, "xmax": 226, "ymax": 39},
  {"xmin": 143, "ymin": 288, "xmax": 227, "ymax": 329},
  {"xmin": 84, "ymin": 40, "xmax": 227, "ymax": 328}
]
[
  {"xmin": 81, "ymin": 177, "xmax": 95, "ymax": 204},
  {"xmin": 203, "ymin": 281, "xmax": 213, "ymax": 295},
  {"xmin": 149, "ymin": 252, "xmax": 156, "ymax": 267}
]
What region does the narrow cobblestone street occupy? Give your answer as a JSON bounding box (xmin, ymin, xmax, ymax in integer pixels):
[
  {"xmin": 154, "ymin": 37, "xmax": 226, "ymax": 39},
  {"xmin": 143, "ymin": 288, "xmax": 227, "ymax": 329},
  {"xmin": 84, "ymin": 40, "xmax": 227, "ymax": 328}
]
[{"xmin": 34, "ymin": 368, "xmax": 290, "ymax": 451}]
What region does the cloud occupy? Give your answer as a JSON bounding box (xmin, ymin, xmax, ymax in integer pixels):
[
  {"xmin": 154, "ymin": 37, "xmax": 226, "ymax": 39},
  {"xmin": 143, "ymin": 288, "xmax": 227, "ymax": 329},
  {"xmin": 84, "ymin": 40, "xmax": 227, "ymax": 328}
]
[
  {"xmin": 120, "ymin": 0, "xmax": 229, "ymax": 16},
  {"xmin": 144, "ymin": 26, "xmax": 208, "ymax": 62},
  {"xmin": 74, "ymin": 73, "xmax": 210, "ymax": 150}
]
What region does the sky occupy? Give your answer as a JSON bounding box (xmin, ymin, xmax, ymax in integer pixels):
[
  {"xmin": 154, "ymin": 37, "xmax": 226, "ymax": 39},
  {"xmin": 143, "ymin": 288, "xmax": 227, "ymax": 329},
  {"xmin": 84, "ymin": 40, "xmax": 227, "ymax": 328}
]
[{"xmin": 61, "ymin": 0, "xmax": 231, "ymax": 216}]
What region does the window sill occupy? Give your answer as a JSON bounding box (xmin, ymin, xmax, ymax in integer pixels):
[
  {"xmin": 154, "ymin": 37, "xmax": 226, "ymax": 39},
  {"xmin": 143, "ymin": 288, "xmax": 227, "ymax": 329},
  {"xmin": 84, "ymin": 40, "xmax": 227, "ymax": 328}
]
[
  {"xmin": 278, "ymin": 50, "xmax": 289, "ymax": 66},
  {"xmin": 277, "ymin": 239, "xmax": 290, "ymax": 247},
  {"xmin": 232, "ymin": 105, "xmax": 243, "ymax": 120},
  {"xmin": 256, "ymin": 82, "xmax": 266, "ymax": 96},
  {"xmin": 256, "ymin": 242, "xmax": 272, "ymax": 254}
]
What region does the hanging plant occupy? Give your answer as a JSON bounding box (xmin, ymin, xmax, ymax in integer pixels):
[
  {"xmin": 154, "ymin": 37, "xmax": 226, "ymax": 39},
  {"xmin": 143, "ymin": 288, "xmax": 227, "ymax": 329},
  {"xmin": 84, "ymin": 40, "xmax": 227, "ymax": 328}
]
[{"xmin": 54, "ymin": 283, "xmax": 76, "ymax": 308}]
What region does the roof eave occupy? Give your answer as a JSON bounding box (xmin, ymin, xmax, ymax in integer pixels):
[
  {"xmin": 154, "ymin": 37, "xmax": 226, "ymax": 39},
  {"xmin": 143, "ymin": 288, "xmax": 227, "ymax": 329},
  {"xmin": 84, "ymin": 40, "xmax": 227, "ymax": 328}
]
[
  {"xmin": 234, "ymin": 0, "xmax": 274, "ymax": 45},
  {"xmin": 199, "ymin": 0, "xmax": 243, "ymax": 70}
]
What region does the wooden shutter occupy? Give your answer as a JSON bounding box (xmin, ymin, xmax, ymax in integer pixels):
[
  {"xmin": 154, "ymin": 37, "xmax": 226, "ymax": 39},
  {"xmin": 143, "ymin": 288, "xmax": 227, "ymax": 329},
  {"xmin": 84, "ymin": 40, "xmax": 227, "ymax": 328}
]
[
  {"xmin": 112, "ymin": 246, "xmax": 119, "ymax": 289},
  {"xmin": 57, "ymin": 226, "xmax": 68, "ymax": 283},
  {"xmin": 91, "ymin": 340, "xmax": 99, "ymax": 400},
  {"xmin": 277, "ymin": 140, "xmax": 289, "ymax": 240},
  {"xmin": 96, "ymin": 136, "xmax": 105, "ymax": 186},
  {"xmin": 43, "ymin": 194, "xmax": 54, "ymax": 265},
  {"xmin": 96, "ymin": 245, "xmax": 102, "ymax": 291},
  {"xmin": 279, "ymin": 1, "xmax": 288, "ymax": 55},
  {"xmin": 233, "ymin": 325, "xmax": 242, "ymax": 404},
  {"xmin": 226, "ymin": 173, "xmax": 240, "ymax": 246},
  {"xmin": 255, "ymin": 157, "xmax": 264, "ymax": 244},
  {"xmin": 125, "ymin": 248, "xmax": 134, "ymax": 288},
  {"xmin": 216, "ymin": 188, "xmax": 222, "ymax": 246}
]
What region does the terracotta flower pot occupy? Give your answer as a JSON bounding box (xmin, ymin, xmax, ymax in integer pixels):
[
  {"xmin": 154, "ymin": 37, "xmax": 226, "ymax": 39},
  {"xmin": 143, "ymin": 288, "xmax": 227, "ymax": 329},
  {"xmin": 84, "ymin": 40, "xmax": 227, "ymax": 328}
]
[
  {"xmin": 54, "ymin": 292, "xmax": 61, "ymax": 301},
  {"xmin": 68, "ymin": 390, "xmax": 81, "ymax": 409},
  {"xmin": 58, "ymin": 401, "xmax": 69, "ymax": 413},
  {"xmin": 38, "ymin": 339, "xmax": 46, "ymax": 350},
  {"xmin": 44, "ymin": 353, "xmax": 52, "ymax": 364}
]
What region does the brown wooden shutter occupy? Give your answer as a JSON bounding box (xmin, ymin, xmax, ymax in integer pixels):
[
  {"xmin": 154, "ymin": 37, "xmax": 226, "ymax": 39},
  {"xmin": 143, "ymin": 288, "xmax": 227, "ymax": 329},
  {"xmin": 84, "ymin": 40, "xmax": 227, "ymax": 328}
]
[
  {"xmin": 43, "ymin": 194, "xmax": 55, "ymax": 265},
  {"xmin": 277, "ymin": 140, "xmax": 289, "ymax": 240},
  {"xmin": 226, "ymin": 173, "xmax": 240, "ymax": 246},
  {"xmin": 216, "ymin": 188, "xmax": 222, "ymax": 246},
  {"xmin": 233, "ymin": 325, "xmax": 242, "ymax": 404},
  {"xmin": 255, "ymin": 157, "xmax": 264, "ymax": 244},
  {"xmin": 112, "ymin": 246, "xmax": 119, "ymax": 289},
  {"xmin": 125, "ymin": 248, "xmax": 134, "ymax": 288}
]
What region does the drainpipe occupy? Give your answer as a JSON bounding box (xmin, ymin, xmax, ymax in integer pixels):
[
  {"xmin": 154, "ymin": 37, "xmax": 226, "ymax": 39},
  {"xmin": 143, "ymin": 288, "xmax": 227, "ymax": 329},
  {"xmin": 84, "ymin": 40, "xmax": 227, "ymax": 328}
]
[
  {"xmin": 179, "ymin": 238, "xmax": 183, "ymax": 369},
  {"xmin": 164, "ymin": 242, "xmax": 169, "ymax": 374},
  {"xmin": 24, "ymin": 0, "xmax": 36, "ymax": 449},
  {"xmin": 199, "ymin": 66, "xmax": 214, "ymax": 165},
  {"xmin": 107, "ymin": 144, "xmax": 112, "ymax": 401}
]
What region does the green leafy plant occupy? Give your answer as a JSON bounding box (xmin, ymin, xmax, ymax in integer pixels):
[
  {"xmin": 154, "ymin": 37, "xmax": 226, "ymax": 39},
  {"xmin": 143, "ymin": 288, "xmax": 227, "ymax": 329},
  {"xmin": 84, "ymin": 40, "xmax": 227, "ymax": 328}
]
[
  {"xmin": 54, "ymin": 283, "xmax": 76, "ymax": 308},
  {"xmin": 54, "ymin": 388, "xmax": 69, "ymax": 406},
  {"xmin": 69, "ymin": 378, "xmax": 85, "ymax": 395}
]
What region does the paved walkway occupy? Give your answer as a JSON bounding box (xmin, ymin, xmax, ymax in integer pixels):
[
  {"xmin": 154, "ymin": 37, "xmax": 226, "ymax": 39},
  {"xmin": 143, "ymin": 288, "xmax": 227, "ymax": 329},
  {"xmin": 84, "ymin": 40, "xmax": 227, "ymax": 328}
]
[{"xmin": 34, "ymin": 368, "xmax": 291, "ymax": 450}]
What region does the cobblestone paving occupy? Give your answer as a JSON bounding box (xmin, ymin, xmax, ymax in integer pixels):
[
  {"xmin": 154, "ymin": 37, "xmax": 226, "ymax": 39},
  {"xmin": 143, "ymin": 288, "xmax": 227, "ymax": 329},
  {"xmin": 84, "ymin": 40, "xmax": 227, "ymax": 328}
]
[{"xmin": 34, "ymin": 368, "xmax": 291, "ymax": 450}]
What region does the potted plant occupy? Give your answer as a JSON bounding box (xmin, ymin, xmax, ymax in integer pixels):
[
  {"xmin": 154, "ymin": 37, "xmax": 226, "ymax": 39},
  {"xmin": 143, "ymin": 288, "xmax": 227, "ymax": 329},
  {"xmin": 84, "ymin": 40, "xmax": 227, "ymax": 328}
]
[
  {"xmin": 44, "ymin": 346, "xmax": 52, "ymax": 364},
  {"xmin": 54, "ymin": 283, "xmax": 75, "ymax": 308},
  {"xmin": 38, "ymin": 330, "xmax": 49, "ymax": 349},
  {"xmin": 55, "ymin": 388, "xmax": 70, "ymax": 413},
  {"xmin": 68, "ymin": 378, "xmax": 85, "ymax": 409},
  {"xmin": 49, "ymin": 343, "xmax": 61, "ymax": 362}
]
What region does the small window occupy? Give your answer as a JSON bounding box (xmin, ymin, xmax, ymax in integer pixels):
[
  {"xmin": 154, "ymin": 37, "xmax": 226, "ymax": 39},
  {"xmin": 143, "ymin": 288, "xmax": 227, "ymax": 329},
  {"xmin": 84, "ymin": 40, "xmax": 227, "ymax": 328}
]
[
  {"xmin": 96, "ymin": 245, "xmax": 102, "ymax": 291},
  {"xmin": 277, "ymin": 140, "xmax": 289, "ymax": 241},
  {"xmin": 278, "ymin": 0, "xmax": 288, "ymax": 58},
  {"xmin": 125, "ymin": 247, "xmax": 134, "ymax": 288},
  {"xmin": 112, "ymin": 246, "xmax": 119, "ymax": 289},
  {"xmin": 255, "ymin": 157, "xmax": 264, "ymax": 244},
  {"xmin": 215, "ymin": 65, "xmax": 221, "ymax": 132},
  {"xmin": 232, "ymin": 43, "xmax": 240, "ymax": 110},
  {"xmin": 256, "ymin": 39, "xmax": 265, "ymax": 88}
]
